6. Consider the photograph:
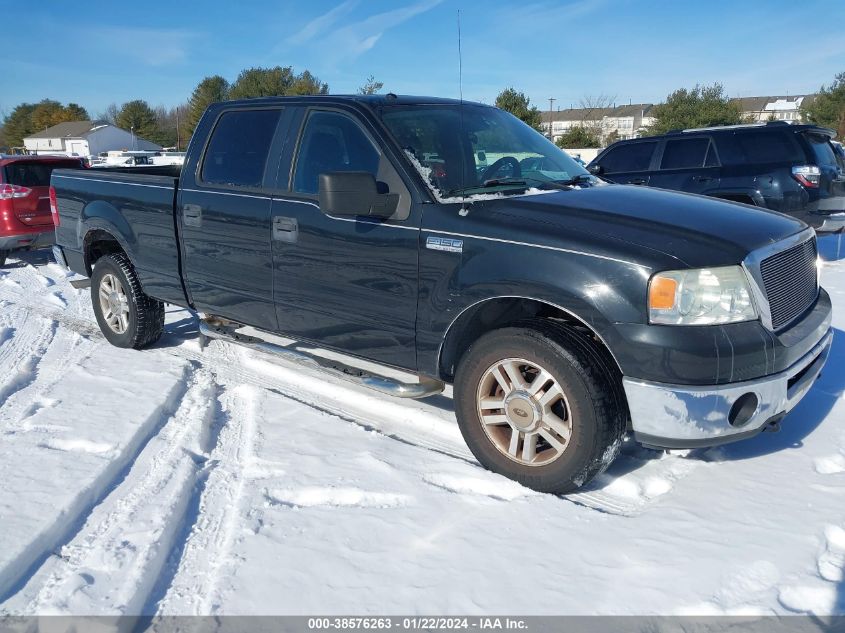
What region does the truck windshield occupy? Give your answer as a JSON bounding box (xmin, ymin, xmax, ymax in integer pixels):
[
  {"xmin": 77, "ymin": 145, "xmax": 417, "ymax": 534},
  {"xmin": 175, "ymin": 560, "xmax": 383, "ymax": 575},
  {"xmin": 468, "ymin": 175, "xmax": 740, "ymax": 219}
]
[{"xmin": 381, "ymin": 104, "xmax": 591, "ymax": 199}]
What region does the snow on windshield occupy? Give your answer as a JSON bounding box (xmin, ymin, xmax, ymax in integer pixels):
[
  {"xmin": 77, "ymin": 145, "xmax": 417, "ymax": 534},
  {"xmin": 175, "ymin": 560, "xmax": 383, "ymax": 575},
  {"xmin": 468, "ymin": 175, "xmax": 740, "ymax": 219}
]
[{"xmin": 403, "ymin": 150, "xmax": 556, "ymax": 203}]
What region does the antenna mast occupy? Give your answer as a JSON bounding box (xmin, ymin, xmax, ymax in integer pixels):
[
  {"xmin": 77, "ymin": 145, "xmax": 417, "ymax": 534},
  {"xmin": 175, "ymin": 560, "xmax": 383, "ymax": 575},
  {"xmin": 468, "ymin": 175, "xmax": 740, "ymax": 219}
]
[
  {"xmin": 457, "ymin": 10, "xmax": 463, "ymax": 103},
  {"xmin": 457, "ymin": 9, "xmax": 468, "ymax": 213}
]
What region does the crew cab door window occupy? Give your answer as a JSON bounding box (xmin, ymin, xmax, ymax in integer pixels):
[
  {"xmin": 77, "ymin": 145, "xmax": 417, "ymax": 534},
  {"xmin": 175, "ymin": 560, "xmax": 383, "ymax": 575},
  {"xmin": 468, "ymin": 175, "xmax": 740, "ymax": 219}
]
[
  {"xmin": 598, "ymin": 142, "xmax": 656, "ymax": 173},
  {"xmin": 660, "ymin": 138, "xmax": 711, "ymax": 169},
  {"xmin": 200, "ymin": 109, "xmax": 282, "ymax": 188},
  {"xmin": 293, "ymin": 111, "xmax": 380, "ymax": 194}
]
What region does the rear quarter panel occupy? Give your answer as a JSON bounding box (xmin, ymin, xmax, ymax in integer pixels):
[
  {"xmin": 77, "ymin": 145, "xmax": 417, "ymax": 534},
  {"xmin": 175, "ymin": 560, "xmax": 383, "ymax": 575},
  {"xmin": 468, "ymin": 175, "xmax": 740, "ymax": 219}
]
[{"xmin": 52, "ymin": 169, "xmax": 185, "ymax": 304}]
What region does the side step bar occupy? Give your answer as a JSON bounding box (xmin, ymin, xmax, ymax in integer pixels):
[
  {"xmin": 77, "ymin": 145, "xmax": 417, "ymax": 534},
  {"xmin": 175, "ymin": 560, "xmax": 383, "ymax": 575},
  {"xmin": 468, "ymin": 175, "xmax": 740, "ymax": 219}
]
[{"xmin": 198, "ymin": 319, "xmax": 445, "ymax": 400}]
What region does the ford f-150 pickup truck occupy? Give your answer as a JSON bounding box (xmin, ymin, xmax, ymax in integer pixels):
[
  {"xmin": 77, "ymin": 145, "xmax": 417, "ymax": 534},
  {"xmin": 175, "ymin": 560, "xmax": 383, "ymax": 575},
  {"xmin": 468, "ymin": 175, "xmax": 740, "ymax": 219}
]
[{"xmin": 50, "ymin": 95, "xmax": 833, "ymax": 494}]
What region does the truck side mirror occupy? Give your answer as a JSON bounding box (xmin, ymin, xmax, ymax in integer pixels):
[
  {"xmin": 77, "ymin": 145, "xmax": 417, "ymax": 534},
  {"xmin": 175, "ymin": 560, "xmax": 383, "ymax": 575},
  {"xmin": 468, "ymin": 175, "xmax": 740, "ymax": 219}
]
[
  {"xmin": 318, "ymin": 172, "xmax": 398, "ymax": 219},
  {"xmin": 588, "ymin": 164, "xmax": 604, "ymax": 176}
]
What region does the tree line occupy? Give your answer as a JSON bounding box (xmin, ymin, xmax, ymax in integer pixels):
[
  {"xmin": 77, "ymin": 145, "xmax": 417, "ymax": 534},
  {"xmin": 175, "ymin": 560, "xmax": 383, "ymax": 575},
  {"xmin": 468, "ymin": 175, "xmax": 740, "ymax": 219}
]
[
  {"xmin": 0, "ymin": 66, "xmax": 384, "ymax": 151},
  {"xmin": 495, "ymin": 71, "xmax": 845, "ymax": 149},
  {"xmin": 3, "ymin": 68, "xmax": 843, "ymax": 152}
]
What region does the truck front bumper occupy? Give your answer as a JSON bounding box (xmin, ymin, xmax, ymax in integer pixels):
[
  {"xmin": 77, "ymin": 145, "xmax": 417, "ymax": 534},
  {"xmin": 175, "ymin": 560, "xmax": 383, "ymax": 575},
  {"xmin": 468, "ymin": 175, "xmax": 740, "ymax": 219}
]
[{"xmin": 623, "ymin": 328, "xmax": 833, "ymax": 449}]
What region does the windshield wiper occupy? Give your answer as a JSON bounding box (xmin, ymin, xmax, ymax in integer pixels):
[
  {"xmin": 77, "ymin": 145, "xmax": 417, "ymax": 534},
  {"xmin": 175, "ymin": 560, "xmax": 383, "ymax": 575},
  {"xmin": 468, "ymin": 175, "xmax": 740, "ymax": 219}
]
[
  {"xmin": 447, "ymin": 177, "xmax": 572, "ymax": 197},
  {"xmin": 554, "ymin": 174, "xmax": 594, "ymax": 186},
  {"xmin": 481, "ymin": 177, "xmax": 529, "ymax": 188}
]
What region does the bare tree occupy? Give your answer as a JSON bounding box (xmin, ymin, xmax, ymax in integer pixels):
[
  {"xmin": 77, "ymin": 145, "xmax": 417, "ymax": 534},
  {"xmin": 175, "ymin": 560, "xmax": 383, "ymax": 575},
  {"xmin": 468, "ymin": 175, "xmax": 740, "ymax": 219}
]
[
  {"xmin": 97, "ymin": 103, "xmax": 120, "ymax": 125},
  {"xmin": 575, "ymin": 94, "xmax": 617, "ymax": 146},
  {"xmin": 358, "ymin": 75, "xmax": 384, "ymax": 95}
]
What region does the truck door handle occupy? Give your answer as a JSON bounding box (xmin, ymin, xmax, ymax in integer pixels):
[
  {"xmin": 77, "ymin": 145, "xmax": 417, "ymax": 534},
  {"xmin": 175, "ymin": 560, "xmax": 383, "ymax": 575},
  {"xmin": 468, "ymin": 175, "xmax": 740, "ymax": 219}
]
[
  {"xmin": 183, "ymin": 204, "xmax": 202, "ymax": 227},
  {"xmin": 273, "ymin": 216, "xmax": 298, "ymax": 243},
  {"xmin": 693, "ymin": 175, "xmax": 714, "ymax": 182},
  {"xmin": 628, "ymin": 178, "xmax": 647, "ymax": 185}
]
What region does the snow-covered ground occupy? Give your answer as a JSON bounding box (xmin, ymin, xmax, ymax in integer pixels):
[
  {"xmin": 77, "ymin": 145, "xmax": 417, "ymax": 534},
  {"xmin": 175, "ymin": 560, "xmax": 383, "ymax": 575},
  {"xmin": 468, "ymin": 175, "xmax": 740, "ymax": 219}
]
[{"xmin": 0, "ymin": 236, "xmax": 843, "ymax": 617}]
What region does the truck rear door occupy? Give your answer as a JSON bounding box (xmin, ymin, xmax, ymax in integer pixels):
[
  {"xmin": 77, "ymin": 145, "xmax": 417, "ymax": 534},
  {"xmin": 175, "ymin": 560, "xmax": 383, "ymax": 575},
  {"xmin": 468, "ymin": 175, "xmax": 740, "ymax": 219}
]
[{"xmin": 177, "ymin": 107, "xmax": 287, "ymax": 332}]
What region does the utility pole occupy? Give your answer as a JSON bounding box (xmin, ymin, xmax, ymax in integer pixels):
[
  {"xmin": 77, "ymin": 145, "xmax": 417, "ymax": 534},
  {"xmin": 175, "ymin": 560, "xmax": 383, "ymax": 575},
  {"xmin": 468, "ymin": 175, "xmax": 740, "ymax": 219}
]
[
  {"xmin": 175, "ymin": 107, "xmax": 181, "ymax": 151},
  {"xmin": 548, "ymin": 97, "xmax": 556, "ymax": 141}
]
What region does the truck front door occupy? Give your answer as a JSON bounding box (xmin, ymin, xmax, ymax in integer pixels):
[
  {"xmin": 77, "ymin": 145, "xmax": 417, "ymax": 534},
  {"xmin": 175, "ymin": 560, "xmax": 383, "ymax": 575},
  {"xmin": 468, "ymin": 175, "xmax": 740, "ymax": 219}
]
[{"xmin": 269, "ymin": 107, "xmax": 420, "ymax": 370}]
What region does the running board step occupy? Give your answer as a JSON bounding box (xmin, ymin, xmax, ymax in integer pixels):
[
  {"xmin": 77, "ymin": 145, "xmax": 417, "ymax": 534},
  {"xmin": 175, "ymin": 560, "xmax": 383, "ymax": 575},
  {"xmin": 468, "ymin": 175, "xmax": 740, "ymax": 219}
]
[{"xmin": 198, "ymin": 320, "xmax": 445, "ymax": 399}]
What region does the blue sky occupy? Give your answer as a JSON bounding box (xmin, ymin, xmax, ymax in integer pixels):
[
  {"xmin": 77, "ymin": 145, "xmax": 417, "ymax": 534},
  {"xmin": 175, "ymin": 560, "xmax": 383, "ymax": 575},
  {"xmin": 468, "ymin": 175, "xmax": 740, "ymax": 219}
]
[{"xmin": 4, "ymin": 0, "xmax": 844, "ymax": 117}]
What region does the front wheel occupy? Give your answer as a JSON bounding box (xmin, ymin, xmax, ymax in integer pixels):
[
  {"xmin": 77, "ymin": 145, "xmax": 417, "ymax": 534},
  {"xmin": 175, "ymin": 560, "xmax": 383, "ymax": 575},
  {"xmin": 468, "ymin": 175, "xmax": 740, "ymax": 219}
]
[
  {"xmin": 454, "ymin": 321, "xmax": 626, "ymax": 494},
  {"xmin": 91, "ymin": 253, "xmax": 164, "ymax": 349}
]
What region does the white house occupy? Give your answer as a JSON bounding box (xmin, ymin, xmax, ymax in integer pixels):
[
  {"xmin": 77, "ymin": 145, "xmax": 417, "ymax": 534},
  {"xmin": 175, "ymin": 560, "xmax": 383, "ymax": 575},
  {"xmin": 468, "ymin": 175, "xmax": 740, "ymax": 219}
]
[{"xmin": 23, "ymin": 121, "xmax": 161, "ymax": 158}]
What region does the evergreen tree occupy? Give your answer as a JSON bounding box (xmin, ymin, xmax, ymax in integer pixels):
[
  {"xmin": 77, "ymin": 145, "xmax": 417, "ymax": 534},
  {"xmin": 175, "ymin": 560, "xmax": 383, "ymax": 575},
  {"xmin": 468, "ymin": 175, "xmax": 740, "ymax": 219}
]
[
  {"xmin": 646, "ymin": 83, "xmax": 743, "ymax": 135},
  {"xmin": 802, "ymin": 72, "xmax": 845, "ymax": 139},
  {"xmin": 555, "ymin": 126, "xmax": 601, "ymax": 149},
  {"xmin": 495, "ymin": 88, "xmax": 543, "ymax": 132},
  {"xmin": 115, "ymin": 100, "xmax": 159, "ymax": 144},
  {"xmin": 186, "ymin": 75, "xmax": 229, "ymax": 136}
]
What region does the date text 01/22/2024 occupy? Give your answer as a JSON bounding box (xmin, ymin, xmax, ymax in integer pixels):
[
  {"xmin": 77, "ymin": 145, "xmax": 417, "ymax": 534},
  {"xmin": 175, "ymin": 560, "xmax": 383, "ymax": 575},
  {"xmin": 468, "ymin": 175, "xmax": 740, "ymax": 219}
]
[{"xmin": 307, "ymin": 617, "xmax": 528, "ymax": 630}]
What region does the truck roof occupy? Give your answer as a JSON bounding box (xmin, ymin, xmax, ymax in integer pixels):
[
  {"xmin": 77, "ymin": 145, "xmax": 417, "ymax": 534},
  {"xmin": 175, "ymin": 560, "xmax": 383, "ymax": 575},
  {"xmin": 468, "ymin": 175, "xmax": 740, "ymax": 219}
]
[{"xmin": 219, "ymin": 94, "xmax": 487, "ymax": 109}]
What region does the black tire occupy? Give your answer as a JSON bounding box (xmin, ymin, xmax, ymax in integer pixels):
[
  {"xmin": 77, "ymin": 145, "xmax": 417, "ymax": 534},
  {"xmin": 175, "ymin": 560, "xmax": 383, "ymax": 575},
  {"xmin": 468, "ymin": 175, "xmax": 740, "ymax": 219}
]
[
  {"xmin": 90, "ymin": 253, "xmax": 164, "ymax": 349},
  {"xmin": 0, "ymin": 250, "xmax": 8, "ymax": 267},
  {"xmin": 454, "ymin": 320, "xmax": 626, "ymax": 494}
]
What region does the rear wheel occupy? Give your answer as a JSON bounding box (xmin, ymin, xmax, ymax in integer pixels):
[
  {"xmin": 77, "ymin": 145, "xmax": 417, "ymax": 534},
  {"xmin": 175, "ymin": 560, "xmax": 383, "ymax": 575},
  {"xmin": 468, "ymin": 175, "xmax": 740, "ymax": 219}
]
[
  {"xmin": 454, "ymin": 321, "xmax": 626, "ymax": 494},
  {"xmin": 91, "ymin": 253, "xmax": 164, "ymax": 349},
  {"xmin": 0, "ymin": 250, "xmax": 8, "ymax": 267}
]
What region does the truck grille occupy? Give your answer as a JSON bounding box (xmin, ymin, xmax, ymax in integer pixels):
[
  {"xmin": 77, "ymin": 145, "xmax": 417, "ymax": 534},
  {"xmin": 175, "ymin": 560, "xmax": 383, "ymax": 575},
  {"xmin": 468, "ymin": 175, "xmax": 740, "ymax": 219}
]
[{"xmin": 759, "ymin": 236, "xmax": 818, "ymax": 330}]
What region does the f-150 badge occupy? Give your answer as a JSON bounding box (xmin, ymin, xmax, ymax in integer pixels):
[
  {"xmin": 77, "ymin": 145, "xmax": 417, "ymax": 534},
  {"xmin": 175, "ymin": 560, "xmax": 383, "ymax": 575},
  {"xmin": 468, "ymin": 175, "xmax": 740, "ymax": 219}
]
[{"xmin": 426, "ymin": 236, "xmax": 463, "ymax": 253}]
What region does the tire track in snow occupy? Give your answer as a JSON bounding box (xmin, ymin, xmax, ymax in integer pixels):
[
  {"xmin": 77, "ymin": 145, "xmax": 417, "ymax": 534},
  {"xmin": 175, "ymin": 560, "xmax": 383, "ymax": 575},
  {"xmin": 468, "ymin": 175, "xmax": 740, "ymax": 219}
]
[
  {"xmin": 0, "ymin": 312, "xmax": 57, "ymax": 417},
  {"xmin": 21, "ymin": 369, "xmax": 219, "ymax": 616},
  {"xmin": 1, "ymin": 327, "xmax": 99, "ymax": 433},
  {"xmin": 0, "ymin": 363, "xmax": 193, "ymax": 607},
  {"xmin": 152, "ymin": 384, "xmax": 257, "ymax": 615}
]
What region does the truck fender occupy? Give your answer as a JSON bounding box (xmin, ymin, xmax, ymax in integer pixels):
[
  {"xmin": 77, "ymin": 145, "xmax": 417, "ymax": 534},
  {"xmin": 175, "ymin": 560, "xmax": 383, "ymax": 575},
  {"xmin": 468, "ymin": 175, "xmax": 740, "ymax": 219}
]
[{"xmin": 78, "ymin": 200, "xmax": 137, "ymax": 274}]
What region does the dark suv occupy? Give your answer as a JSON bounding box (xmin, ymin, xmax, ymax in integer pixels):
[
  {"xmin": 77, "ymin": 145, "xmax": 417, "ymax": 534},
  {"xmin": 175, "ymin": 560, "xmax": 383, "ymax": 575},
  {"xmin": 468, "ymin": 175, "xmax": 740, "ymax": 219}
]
[{"xmin": 587, "ymin": 122, "xmax": 845, "ymax": 232}]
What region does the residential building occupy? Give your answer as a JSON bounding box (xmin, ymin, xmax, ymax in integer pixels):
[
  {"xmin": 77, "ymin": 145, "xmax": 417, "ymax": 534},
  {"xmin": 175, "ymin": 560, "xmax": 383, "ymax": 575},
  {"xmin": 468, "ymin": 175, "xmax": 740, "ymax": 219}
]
[
  {"xmin": 23, "ymin": 121, "xmax": 161, "ymax": 158},
  {"xmin": 541, "ymin": 104, "xmax": 656, "ymax": 146},
  {"xmin": 733, "ymin": 95, "xmax": 814, "ymax": 123}
]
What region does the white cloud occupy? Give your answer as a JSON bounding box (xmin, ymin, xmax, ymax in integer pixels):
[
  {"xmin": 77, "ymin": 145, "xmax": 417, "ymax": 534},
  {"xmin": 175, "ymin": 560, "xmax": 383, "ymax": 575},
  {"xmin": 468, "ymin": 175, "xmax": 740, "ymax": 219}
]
[
  {"xmin": 286, "ymin": 0, "xmax": 445, "ymax": 65},
  {"xmin": 288, "ymin": 0, "xmax": 359, "ymax": 45}
]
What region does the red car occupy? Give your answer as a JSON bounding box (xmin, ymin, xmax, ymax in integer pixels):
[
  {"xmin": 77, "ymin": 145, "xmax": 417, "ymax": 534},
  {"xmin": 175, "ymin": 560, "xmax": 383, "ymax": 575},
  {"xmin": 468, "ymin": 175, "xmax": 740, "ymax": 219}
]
[{"xmin": 0, "ymin": 155, "xmax": 84, "ymax": 266}]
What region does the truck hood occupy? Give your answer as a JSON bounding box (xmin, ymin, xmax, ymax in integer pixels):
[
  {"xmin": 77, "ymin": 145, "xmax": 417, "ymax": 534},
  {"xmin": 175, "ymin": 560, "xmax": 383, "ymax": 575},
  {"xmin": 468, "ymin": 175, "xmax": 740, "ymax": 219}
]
[{"xmin": 487, "ymin": 184, "xmax": 806, "ymax": 268}]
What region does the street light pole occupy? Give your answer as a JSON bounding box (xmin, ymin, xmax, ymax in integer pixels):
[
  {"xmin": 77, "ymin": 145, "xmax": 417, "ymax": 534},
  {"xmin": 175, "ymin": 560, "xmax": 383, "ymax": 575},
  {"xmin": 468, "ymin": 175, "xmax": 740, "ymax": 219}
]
[{"xmin": 548, "ymin": 97, "xmax": 556, "ymax": 141}]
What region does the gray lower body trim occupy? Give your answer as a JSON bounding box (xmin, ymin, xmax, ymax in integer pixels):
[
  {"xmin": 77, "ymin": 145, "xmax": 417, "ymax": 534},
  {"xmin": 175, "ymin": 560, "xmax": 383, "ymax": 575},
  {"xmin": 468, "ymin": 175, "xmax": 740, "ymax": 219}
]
[
  {"xmin": 0, "ymin": 229, "xmax": 54, "ymax": 251},
  {"xmin": 623, "ymin": 328, "xmax": 833, "ymax": 447}
]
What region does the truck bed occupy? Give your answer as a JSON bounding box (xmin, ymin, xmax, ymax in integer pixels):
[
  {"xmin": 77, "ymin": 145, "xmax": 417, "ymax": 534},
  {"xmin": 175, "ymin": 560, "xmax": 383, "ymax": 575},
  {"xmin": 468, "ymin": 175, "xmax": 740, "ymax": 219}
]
[{"xmin": 51, "ymin": 168, "xmax": 186, "ymax": 306}]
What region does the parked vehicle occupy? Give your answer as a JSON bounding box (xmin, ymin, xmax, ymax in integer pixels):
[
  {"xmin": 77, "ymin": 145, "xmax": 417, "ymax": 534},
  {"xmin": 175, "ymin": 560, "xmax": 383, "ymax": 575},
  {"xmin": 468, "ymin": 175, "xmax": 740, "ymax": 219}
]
[
  {"xmin": 0, "ymin": 155, "xmax": 84, "ymax": 266},
  {"xmin": 91, "ymin": 151, "xmax": 159, "ymax": 168},
  {"xmin": 50, "ymin": 95, "xmax": 832, "ymax": 493},
  {"xmin": 587, "ymin": 121, "xmax": 845, "ymax": 233}
]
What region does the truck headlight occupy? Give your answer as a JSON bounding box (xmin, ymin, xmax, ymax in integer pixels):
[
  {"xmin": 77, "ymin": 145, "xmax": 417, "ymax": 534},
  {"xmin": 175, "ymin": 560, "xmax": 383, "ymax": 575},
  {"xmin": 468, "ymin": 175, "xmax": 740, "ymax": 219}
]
[{"xmin": 648, "ymin": 266, "xmax": 757, "ymax": 325}]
